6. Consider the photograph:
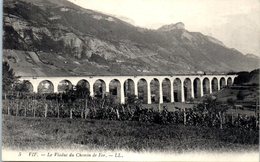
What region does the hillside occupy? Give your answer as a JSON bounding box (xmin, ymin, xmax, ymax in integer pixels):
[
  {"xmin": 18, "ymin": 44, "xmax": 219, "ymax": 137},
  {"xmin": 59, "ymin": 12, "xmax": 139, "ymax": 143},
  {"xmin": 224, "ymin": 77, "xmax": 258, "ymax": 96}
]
[
  {"xmin": 3, "ymin": 0, "xmax": 259, "ymax": 76},
  {"xmin": 210, "ymin": 69, "xmax": 259, "ymax": 109}
]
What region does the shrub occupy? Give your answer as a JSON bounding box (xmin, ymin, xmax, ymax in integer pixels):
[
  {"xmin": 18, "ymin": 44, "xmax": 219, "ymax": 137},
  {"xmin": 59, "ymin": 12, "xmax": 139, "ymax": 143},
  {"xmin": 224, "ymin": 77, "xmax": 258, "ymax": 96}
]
[{"xmin": 236, "ymin": 91, "xmax": 245, "ymax": 100}]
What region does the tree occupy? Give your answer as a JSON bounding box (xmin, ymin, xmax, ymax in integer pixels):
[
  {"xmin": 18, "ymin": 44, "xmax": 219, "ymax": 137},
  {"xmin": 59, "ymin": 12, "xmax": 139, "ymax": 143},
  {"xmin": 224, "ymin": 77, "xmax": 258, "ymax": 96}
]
[
  {"xmin": 126, "ymin": 94, "xmax": 140, "ymax": 105},
  {"xmin": 74, "ymin": 84, "xmax": 90, "ymax": 99},
  {"xmin": 14, "ymin": 80, "xmax": 32, "ymax": 93},
  {"xmin": 233, "ymin": 71, "xmax": 250, "ymax": 85},
  {"xmin": 194, "ymin": 96, "xmax": 229, "ymax": 128},
  {"xmin": 2, "ymin": 61, "xmax": 19, "ymax": 93},
  {"xmin": 227, "ymin": 98, "xmax": 235, "ymax": 106},
  {"xmin": 236, "ymin": 91, "xmax": 245, "ymax": 100}
]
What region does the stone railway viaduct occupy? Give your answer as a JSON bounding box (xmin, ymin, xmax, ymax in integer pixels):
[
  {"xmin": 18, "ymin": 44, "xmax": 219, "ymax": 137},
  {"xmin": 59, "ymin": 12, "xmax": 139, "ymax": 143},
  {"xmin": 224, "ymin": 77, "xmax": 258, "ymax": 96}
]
[{"xmin": 21, "ymin": 74, "xmax": 237, "ymax": 104}]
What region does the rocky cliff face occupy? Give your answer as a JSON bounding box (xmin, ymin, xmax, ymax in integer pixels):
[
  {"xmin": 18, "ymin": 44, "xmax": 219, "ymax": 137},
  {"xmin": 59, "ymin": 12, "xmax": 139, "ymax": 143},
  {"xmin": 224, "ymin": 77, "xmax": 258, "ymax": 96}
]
[
  {"xmin": 157, "ymin": 22, "xmax": 185, "ymax": 31},
  {"xmin": 3, "ymin": 0, "xmax": 259, "ymax": 76}
]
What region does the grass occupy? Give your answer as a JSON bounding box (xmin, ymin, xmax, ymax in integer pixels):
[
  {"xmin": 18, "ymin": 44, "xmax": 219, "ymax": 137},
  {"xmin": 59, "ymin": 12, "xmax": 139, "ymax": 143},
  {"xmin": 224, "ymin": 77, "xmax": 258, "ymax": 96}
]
[{"xmin": 2, "ymin": 115, "xmax": 258, "ymax": 152}]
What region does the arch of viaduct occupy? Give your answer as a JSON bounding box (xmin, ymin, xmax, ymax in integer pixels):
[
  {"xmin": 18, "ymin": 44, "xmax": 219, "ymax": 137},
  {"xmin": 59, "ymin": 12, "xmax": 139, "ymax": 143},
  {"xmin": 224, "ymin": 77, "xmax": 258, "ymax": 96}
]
[{"xmin": 20, "ymin": 75, "xmax": 237, "ymax": 104}]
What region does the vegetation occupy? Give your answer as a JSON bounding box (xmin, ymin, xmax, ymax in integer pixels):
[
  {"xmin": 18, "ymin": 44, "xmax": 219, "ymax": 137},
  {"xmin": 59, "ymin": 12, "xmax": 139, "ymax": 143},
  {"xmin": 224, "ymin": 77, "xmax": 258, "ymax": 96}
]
[
  {"xmin": 3, "ymin": 91, "xmax": 259, "ymax": 130},
  {"xmin": 2, "ymin": 63, "xmax": 259, "ymax": 152},
  {"xmin": 233, "ymin": 69, "xmax": 259, "ymax": 85},
  {"xmin": 2, "ymin": 61, "xmax": 19, "ymax": 93},
  {"xmin": 3, "ymin": 115, "xmax": 258, "ymax": 151},
  {"xmin": 2, "ymin": 61, "xmax": 33, "ymax": 94},
  {"xmin": 14, "ymin": 80, "xmax": 33, "ymax": 93}
]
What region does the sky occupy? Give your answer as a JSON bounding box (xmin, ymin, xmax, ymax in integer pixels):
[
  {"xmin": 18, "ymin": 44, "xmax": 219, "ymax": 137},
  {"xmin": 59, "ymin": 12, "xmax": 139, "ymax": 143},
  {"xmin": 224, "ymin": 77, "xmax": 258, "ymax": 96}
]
[{"xmin": 68, "ymin": 0, "xmax": 260, "ymax": 56}]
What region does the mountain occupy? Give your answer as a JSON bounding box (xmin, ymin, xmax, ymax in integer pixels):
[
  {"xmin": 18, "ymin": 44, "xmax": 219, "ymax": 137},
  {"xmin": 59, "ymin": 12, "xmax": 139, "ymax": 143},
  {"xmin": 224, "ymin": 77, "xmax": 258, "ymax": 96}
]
[{"xmin": 3, "ymin": 0, "xmax": 259, "ymax": 77}]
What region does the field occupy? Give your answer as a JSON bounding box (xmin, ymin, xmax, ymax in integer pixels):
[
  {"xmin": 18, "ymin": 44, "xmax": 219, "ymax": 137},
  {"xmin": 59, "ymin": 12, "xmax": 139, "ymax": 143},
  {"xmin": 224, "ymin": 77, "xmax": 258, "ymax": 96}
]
[
  {"xmin": 3, "ymin": 115, "xmax": 258, "ymax": 152},
  {"xmin": 143, "ymin": 102, "xmax": 257, "ymax": 116}
]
